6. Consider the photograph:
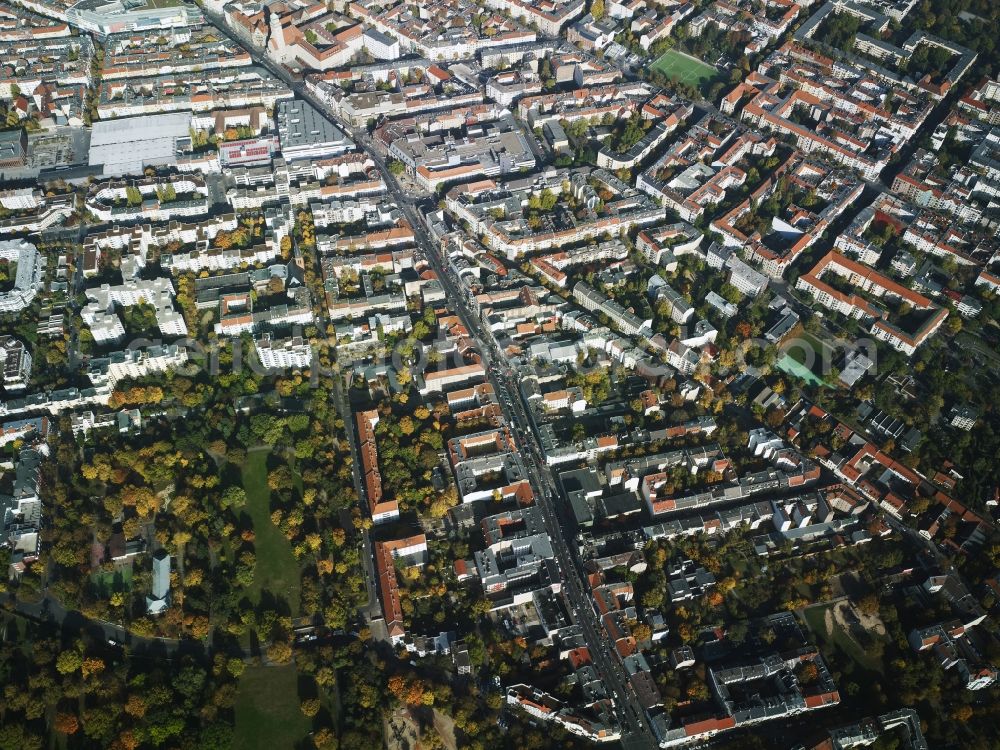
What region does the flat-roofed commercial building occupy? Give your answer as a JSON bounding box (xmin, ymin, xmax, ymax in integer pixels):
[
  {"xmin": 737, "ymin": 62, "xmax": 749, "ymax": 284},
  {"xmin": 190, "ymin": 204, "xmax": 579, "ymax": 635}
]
[
  {"xmin": 276, "ymin": 99, "xmax": 352, "ymax": 162},
  {"xmin": 88, "ymin": 111, "xmax": 192, "ymax": 176}
]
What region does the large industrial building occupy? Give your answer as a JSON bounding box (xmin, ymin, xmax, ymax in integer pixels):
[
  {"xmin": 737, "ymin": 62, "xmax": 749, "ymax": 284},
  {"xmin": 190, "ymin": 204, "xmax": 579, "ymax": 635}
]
[{"xmin": 88, "ymin": 111, "xmax": 192, "ymax": 176}]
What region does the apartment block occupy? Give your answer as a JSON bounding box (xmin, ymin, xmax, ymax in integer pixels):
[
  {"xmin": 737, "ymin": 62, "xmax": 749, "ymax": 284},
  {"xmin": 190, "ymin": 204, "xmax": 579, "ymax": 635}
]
[
  {"xmin": 711, "ymin": 154, "xmax": 863, "ymax": 279},
  {"xmin": 349, "ymin": 0, "xmax": 536, "ymax": 60},
  {"xmin": 0, "ymin": 240, "xmax": 42, "ymax": 314},
  {"xmin": 101, "ymin": 25, "xmax": 252, "ymax": 80},
  {"xmin": 97, "ymin": 66, "xmax": 291, "ymax": 120},
  {"xmin": 83, "ymin": 277, "xmax": 187, "ymax": 343},
  {"xmin": 1, "ymin": 448, "xmax": 43, "ymax": 577},
  {"xmin": 573, "ymin": 281, "xmax": 651, "ymax": 337},
  {"xmin": 375, "ymin": 533, "xmax": 428, "ymax": 644},
  {"xmin": 795, "ymin": 251, "xmax": 948, "ymax": 356},
  {"xmin": 255, "ymin": 333, "xmax": 313, "ymax": 370},
  {"xmin": 639, "ymin": 113, "xmax": 773, "ymax": 221},
  {"xmin": 388, "ymin": 113, "xmax": 534, "ymax": 192},
  {"xmin": 356, "ymin": 409, "xmax": 399, "ymax": 524},
  {"xmin": 85, "ymin": 174, "xmax": 210, "ymax": 223},
  {"xmin": 727, "ymin": 45, "xmax": 936, "ymax": 180},
  {"xmin": 0, "ymin": 336, "xmax": 32, "ymax": 391},
  {"xmin": 484, "ymin": 0, "xmax": 585, "ymax": 36}
]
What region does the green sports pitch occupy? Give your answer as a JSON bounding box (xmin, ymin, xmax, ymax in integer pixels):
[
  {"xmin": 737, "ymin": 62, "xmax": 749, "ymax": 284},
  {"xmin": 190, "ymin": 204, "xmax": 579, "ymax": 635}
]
[{"xmin": 651, "ymin": 49, "xmax": 718, "ymax": 89}]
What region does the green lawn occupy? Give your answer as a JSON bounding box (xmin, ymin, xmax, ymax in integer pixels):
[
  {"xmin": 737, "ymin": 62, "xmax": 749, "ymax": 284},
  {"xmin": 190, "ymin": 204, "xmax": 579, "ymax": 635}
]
[
  {"xmin": 803, "ymin": 603, "xmax": 883, "ymax": 673},
  {"xmin": 651, "ymin": 49, "xmax": 718, "ymax": 89},
  {"xmin": 777, "ymin": 330, "xmax": 838, "ymax": 386},
  {"xmin": 782, "ymin": 331, "xmax": 829, "ymax": 365},
  {"xmin": 242, "ymin": 449, "xmax": 301, "ymax": 616},
  {"xmin": 91, "ymin": 566, "xmax": 133, "ymax": 596},
  {"xmin": 234, "ymin": 664, "xmax": 311, "ymax": 750}
]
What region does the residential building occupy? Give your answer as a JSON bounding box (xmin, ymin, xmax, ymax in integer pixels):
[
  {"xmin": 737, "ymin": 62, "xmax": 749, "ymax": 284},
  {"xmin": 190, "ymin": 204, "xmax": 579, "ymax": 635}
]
[
  {"xmin": 475, "ymin": 525, "xmax": 559, "ymax": 609},
  {"xmin": 0, "ymin": 240, "xmax": 42, "ymax": 313},
  {"xmin": 506, "ymin": 684, "xmax": 621, "ymax": 743},
  {"xmin": 85, "ymin": 174, "xmax": 210, "ymax": 222},
  {"xmin": 574, "ymin": 282, "xmax": 651, "ymax": 337},
  {"xmin": 596, "ymin": 98, "xmax": 694, "ymax": 171},
  {"xmin": 0, "ymin": 415, "xmax": 48, "ymax": 446},
  {"xmin": 795, "ymin": 251, "xmax": 948, "ymax": 356},
  {"xmin": 349, "ymin": 0, "xmax": 536, "ymax": 61},
  {"xmin": 255, "ymin": 333, "xmax": 313, "ymax": 370},
  {"xmin": 707, "ymin": 649, "xmax": 840, "ymax": 729},
  {"xmin": 711, "ymin": 154, "xmax": 864, "ymax": 279},
  {"xmin": 388, "ymin": 113, "xmax": 535, "ymax": 192},
  {"xmin": 374, "ymin": 534, "xmax": 428, "ymax": 644},
  {"xmin": 88, "ymin": 344, "xmax": 189, "ymax": 391},
  {"xmin": 484, "ymin": 0, "xmax": 585, "ymax": 36},
  {"xmin": 728, "ymin": 46, "xmax": 936, "ymax": 180},
  {"xmin": 356, "ymin": 409, "xmax": 399, "ymax": 524},
  {"xmin": 1, "ymin": 448, "xmax": 42, "ymax": 577},
  {"xmin": 0, "ymin": 336, "xmax": 31, "ymax": 391},
  {"xmin": 96, "ymin": 66, "xmax": 291, "ymax": 120},
  {"xmin": 101, "ymin": 25, "xmax": 250, "ymax": 80},
  {"xmin": 82, "ymin": 277, "xmax": 188, "ymax": 342},
  {"xmin": 909, "ymin": 619, "xmax": 998, "ymax": 690},
  {"xmin": 949, "ymin": 405, "xmax": 979, "ymax": 431}
]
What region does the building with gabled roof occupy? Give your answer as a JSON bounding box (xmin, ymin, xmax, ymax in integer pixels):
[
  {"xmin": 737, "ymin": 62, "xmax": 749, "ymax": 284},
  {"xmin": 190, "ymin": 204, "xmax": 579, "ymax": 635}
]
[{"xmin": 356, "ymin": 409, "xmax": 399, "ymax": 524}]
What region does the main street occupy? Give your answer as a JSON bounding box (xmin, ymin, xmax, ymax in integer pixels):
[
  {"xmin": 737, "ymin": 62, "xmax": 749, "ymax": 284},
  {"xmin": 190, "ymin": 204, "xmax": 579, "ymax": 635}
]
[
  {"xmin": 194, "ymin": 8, "xmax": 658, "ymax": 743},
  {"xmin": 0, "ymin": 591, "xmax": 191, "ymax": 656},
  {"xmin": 356, "ymin": 137, "xmax": 656, "ymax": 749}
]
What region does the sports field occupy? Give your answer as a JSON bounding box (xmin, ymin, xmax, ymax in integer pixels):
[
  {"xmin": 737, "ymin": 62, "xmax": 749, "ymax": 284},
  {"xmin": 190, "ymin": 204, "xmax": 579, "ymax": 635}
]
[
  {"xmin": 651, "ymin": 49, "xmax": 718, "ymax": 89},
  {"xmin": 776, "ymin": 353, "xmax": 826, "ymax": 387}
]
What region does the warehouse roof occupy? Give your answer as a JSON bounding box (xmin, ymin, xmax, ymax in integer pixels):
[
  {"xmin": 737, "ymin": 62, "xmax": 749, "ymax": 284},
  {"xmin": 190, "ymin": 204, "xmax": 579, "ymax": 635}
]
[{"xmin": 88, "ymin": 111, "xmax": 192, "ymax": 176}]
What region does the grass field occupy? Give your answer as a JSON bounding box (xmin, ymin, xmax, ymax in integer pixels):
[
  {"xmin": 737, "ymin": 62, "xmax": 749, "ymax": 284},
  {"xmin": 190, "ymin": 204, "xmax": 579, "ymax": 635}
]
[
  {"xmin": 783, "ymin": 331, "xmax": 830, "ymax": 366},
  {"xmin": 777, "ymin": 330, "xmax": 834, "ymax": 386},
  {"xmin": 235, "ymin": 664, "xmax": 312, "ymax": 750},
  {"xmin": 242, "ymin": 449, "xmax": 301, "ymax": 616},
  {"xmin": 651, "ymin": 49, "xmax": 718, "ymax": 89},
  {"xmin": 91, "ymin": 566, "xmax": 133, "ymax": 596},
  {"xmin": 803, "ymin": 603, "xmax": 882, "ymax": 673}
]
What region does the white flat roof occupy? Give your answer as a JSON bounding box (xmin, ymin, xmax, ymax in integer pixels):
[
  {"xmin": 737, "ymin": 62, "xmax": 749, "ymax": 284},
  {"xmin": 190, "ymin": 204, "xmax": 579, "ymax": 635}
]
[{"xmin": 89, "ymin": 112, "xmax": 193, "ymax": 176}]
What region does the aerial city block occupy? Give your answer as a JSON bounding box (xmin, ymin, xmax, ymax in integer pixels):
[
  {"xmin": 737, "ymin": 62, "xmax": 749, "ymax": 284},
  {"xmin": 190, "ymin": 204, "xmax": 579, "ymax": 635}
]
[{"xmin": 0, "ymin": 0, "xmax": 998, "ymax": 748}]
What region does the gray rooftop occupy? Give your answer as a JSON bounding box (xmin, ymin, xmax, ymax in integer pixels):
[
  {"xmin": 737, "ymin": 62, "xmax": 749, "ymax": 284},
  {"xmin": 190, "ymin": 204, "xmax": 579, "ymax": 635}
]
[
  {"xmin": 276, "ymin": 99, "xmax": 349, "ymax": 153},
  {"xmin": 88, "ymin": 111, "xmax": 192, "ymax": 176}
]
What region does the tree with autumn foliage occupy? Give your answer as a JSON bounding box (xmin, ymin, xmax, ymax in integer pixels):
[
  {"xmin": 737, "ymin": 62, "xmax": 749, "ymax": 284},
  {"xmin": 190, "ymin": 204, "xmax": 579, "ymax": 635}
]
[
  {"xmin": 53, "ymin": 713, "xmax": 80, "ymax": 735},
  {"xmin": 0, "ymin": 620, "xmax": 240, "ymax": 750}
]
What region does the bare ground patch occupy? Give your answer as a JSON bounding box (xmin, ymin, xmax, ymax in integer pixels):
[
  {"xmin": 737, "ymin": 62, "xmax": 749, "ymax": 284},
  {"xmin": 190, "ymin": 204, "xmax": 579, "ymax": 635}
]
[
  {"xmin": 837, "ymin": 600, "xmax": 886, "ymax": 638},
  {"xmin": 385, "ymin": 707, "xmax": 454, "ymax": 750}
]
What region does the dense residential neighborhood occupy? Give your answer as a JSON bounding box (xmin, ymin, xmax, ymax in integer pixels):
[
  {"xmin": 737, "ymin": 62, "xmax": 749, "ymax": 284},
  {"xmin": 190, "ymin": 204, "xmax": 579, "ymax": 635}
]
[{"xmin": 0, "ymin": 0, "xmax": 999, "ymax": 748}]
